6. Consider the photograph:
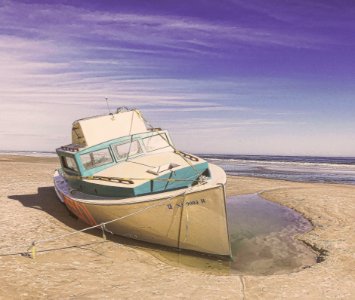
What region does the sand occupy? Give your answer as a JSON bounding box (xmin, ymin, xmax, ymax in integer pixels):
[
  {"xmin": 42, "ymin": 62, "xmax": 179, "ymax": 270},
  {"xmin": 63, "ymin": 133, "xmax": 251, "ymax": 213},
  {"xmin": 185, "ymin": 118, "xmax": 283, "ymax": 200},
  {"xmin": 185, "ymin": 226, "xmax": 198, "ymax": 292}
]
[{"xmin": 0, "ymin": 155, "xmax": 354, "ymax": 299}]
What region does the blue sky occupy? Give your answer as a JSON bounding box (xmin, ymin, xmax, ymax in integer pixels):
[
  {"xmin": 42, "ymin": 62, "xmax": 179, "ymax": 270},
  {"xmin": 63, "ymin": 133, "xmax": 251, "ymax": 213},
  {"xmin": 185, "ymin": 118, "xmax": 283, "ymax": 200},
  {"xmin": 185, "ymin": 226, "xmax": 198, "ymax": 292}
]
[{"xmin": 0, "ymin": 0, "xmax": 354, "ymax": 156}]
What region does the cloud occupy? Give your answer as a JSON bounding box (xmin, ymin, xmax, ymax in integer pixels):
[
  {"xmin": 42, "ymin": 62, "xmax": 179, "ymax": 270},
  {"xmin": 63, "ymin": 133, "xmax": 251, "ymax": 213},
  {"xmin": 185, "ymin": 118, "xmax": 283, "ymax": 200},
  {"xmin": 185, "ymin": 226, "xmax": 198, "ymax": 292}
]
[
  {"xmin": 0, "ymin": 1, "xmax": 353, "ymax": 155},
  {"xmin": 77, "ymin": 10, "xmax": 330, "ymax": 50},
  {"xmin": 0, "ymin": 1, "xmax": 337, "ymax": 103},
  {"xmin": 0, "ymin": 1, "xmax": 331, "ymax": 57},
  {"xmin": 227, "ymin": 0, "xmax": 355, "ymax": 44}
]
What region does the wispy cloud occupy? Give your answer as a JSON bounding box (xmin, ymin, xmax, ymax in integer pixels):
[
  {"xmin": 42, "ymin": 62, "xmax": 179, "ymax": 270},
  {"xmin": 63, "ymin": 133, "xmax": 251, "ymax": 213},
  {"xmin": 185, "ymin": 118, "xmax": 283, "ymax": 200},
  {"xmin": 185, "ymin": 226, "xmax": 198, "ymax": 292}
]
[
  {"xmin": 0, "ymin": 1, "xmax": 354, "ymax": 155},
  {"xmin": 227, "ymin": 0, "xmax": 355, "ymax": 44},
  {"xmin": 0, "ymin": 1, "xmax": 332, "ymax": 58},
  {"xmin": 79, "ymin": 10, "xmax": 330, "ymax": 50},
  {"xmin": 0, "ymin": 0, "xmax": 338, "ymax": 104}
]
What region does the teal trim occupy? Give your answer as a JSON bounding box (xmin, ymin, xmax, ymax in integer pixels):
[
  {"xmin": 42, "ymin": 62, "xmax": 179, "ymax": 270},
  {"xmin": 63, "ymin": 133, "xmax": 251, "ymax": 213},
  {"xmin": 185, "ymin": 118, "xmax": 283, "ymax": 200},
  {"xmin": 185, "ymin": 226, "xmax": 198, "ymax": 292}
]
[
  {"xmin": 79, "ymin": 130, "xmax": 171, "ymax": 155},
  {"xmin": 80, "ymin": 161, "xmax": 117, "ymax": 177},
  {"xmin": 74, "ymin": 130, "xmax": 173, "ymax": 177},
  {"xmin": 138, "ymin": 161, "xmax": 209, "ymax": 194},
  {"xmin": 111, "ymin": 138, "xmax": 145, "ymax": 162},
  {"xmin": 57, "ymin": 131, "xmax": 170, "ymax": 177},
  {"xmin": 63, "ymin": 161, "xmax": 209, "ymax": 198},
  {"xmin": 56, "ymin": 149, "xmax": 80, "ymax": 176},
  {"xmin": 75, "ymin": 147, "xmax": 116, "ymax": 177},
  {"xmin": 65, "ymin": 177, "xmax": 135, "ymax": 198},
  {"xmin": 57, "ymin": 130, "xmax": 208, "ymax": 197}
]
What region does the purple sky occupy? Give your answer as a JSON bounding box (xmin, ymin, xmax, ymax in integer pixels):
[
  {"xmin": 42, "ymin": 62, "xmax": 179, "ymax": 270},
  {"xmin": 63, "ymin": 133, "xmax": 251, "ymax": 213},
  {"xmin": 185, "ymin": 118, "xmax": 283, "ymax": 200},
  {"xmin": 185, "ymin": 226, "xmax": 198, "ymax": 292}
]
[{"xmin": 0, "ymin": 0, "xmax": 354, "ymax": 156}]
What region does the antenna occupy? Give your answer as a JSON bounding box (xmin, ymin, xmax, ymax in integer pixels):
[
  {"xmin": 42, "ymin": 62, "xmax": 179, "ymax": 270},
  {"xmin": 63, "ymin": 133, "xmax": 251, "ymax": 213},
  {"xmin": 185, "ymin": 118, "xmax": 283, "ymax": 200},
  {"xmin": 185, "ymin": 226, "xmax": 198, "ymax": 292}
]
[{"xmin": 105, "ymin": 97, "xmax": 112, "ymax": 115}]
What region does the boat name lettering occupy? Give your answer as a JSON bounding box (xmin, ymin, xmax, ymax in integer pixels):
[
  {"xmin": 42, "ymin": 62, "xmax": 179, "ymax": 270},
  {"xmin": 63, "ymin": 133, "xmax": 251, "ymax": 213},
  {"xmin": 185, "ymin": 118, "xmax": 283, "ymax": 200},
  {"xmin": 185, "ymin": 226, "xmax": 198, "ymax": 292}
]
[{"xmin": 167, "ymin": 198, "xmax": 207, "ymax": 209}]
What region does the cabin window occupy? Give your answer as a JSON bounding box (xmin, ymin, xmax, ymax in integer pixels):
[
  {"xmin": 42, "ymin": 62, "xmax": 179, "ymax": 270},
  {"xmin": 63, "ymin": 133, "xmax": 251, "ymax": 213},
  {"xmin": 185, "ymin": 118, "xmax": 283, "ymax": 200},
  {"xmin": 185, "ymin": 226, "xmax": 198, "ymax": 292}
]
[
  {"xmin": 80, "ymin": 148, "xmax": 113, "ymax": 170},
  {"xmin": 113, "ymin": 140, "xmax": 143, "ymax": 160},
  {"xmin": 62, "ymin": 156, "xmax": 78, "ymax": 172},
  {"xmin": 143, "ymin": 134, "xmax": 170, "ymax": 152}
]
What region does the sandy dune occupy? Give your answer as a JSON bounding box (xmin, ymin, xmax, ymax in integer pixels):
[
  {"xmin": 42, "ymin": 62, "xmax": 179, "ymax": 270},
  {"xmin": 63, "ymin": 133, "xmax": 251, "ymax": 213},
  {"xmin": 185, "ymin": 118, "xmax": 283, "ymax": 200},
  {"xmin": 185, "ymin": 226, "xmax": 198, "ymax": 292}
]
[{"xmin": 0, "ymin": 155, "xmax": 354, "ymax": 299}]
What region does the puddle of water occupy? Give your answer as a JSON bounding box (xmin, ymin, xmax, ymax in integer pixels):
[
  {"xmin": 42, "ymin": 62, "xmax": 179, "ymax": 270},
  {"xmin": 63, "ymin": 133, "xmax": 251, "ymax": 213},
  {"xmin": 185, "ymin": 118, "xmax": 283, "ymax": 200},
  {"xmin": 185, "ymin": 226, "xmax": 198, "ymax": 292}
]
[
  {"xmin": 227, "ymin": 194, "xmax": 316, "ymax": 275},
  {"xmin": 132, "ymin": 194, "xmax": 317, "ymax": 275}
]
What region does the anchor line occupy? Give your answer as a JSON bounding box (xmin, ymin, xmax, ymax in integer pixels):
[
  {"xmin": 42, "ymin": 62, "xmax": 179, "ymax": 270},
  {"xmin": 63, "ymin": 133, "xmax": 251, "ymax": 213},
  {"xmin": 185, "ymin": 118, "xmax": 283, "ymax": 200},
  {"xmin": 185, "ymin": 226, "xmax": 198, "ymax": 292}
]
[{"xmin": 0, "ymin": 185, "xmax": 196, "ymax": 258}]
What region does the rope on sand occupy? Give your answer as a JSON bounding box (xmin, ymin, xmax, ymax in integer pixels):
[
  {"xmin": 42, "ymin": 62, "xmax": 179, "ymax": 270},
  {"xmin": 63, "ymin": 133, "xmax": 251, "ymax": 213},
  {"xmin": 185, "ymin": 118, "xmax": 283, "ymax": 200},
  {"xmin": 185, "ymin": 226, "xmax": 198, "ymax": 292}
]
[{"xmin": 0, "ymin": 186, "xmax": 194, "ymax": 259}]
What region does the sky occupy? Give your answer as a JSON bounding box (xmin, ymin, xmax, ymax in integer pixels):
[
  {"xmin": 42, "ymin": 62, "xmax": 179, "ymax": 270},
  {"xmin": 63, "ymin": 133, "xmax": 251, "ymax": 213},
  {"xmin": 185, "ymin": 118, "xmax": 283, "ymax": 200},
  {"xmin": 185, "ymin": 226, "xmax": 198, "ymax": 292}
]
[{"xmin": 0, "ymin": 0, "xmax": 354, "ymax": 156}]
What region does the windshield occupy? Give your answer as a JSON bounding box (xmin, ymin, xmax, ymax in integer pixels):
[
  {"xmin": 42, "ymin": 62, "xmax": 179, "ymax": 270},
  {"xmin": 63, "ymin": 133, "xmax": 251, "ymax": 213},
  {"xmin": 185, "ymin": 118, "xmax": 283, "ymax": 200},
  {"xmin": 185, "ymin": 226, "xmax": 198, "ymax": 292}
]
[
  {"xmin": 142, "ymin": 133, "xmax": 170, "ymax": 152},
  {"xmin": 80, "ymin": 148, "xmax": 113, "ymax": 170},
  {"xmin": 113, "ymin": 140, "xmax": 143, "ymax": 160},
  {"xmin": 62, "ymin": 156, "xmax": 78, "ymax": 172}
]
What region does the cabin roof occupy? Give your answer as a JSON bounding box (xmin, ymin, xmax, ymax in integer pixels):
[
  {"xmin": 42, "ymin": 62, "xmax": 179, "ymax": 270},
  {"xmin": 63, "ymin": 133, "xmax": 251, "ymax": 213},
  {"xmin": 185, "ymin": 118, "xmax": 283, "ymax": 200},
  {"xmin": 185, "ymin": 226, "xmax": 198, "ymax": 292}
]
[{"xmin": 72, "ymin": 110, "xmax": 148, "ymax": 147}]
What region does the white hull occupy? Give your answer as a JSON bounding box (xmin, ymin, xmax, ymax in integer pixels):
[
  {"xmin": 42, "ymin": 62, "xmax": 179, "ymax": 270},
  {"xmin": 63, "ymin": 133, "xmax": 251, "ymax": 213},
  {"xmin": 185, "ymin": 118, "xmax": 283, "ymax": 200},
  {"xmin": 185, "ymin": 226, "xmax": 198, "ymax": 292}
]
[{"xmin": 54, "ymin": 164, "xmax": 231, "ymax": 257}]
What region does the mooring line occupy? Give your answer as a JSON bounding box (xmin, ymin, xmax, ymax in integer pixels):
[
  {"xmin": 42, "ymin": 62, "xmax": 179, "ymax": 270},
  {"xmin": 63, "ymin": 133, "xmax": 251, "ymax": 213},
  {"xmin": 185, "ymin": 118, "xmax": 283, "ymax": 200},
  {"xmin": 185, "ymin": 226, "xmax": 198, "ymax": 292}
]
[{"xmin": 0, "ymin": 185, "xmax": 196, "ymax": 258}]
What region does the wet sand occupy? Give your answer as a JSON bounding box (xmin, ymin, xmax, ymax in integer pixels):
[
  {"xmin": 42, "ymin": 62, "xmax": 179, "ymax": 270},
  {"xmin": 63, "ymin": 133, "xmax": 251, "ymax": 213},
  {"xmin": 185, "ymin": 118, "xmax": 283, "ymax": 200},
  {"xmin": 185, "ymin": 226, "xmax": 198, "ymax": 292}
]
[{"xmin": 0, "ymin": 155, "xmax": 354, "ymax": 299}]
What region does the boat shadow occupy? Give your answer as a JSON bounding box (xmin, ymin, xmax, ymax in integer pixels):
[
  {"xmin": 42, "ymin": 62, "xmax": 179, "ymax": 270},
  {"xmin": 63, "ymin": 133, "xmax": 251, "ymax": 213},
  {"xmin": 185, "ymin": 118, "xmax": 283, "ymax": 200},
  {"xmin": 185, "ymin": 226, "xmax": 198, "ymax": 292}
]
[
  {"xmin": 7, "ymin": 186, "xmax": 157, "ymax": 246},
  {"xmin": 8, "ymin": 186, "xmax": 218, "ymax": 261},
  {"xmin": 9, "ymin": 186, "xmax": 85, "ymax": 232}
]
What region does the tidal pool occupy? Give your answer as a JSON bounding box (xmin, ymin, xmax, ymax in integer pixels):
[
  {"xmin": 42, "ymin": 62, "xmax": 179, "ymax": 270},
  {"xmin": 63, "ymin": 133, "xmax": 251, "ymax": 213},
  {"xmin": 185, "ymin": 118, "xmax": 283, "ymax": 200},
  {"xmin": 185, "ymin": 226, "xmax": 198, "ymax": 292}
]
[
  {"xmin": 226, "ymin": 194, "xmax": 316, "ymax": 275},
  {"xmin": 142, "ymin": 194, "xmax": 317, "ymax": 275}
]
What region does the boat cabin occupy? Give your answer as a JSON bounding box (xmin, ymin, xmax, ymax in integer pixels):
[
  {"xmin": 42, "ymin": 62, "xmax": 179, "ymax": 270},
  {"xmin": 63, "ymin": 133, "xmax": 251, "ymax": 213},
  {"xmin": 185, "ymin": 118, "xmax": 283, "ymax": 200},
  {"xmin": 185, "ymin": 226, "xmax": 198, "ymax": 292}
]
[{"xmin": 56, "ymin": 110, "xmax": 210, "ymax": 197}]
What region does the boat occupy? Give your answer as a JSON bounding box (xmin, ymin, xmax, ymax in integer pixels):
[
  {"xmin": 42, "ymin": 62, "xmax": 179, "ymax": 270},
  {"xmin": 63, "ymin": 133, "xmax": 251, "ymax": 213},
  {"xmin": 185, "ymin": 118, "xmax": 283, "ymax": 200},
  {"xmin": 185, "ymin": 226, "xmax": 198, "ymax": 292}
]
[{"xmin": 53, "ymin": 108, "xmax": 231, "ymax": 257}]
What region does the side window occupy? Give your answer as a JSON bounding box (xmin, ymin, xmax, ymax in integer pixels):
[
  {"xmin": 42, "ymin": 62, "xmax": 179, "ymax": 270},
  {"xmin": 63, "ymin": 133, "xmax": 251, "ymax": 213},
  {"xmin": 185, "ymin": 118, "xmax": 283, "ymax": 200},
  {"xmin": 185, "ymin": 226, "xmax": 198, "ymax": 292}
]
[
  {"xmin": 143, "ymin": 134, "xmax": 170, "ymax": 152},
  {"xmin": 114, "ymin": 140, "xmax": 143, "ymax": 160},
  {"xmin": 62, "ymin": 156, "xmax": 78, "ymax": 172},
  {"xmin": 80, "ymin": 148, "xmax": 113, "ymax": 170}
]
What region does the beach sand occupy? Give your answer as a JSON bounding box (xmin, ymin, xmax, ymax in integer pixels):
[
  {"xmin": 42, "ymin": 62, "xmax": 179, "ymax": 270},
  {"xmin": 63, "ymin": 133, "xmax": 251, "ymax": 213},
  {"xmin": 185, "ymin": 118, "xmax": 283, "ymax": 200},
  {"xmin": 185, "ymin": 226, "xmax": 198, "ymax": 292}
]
[{"xmin": 0, "ymin": 155, "xmax": 354, "ymax": 299}]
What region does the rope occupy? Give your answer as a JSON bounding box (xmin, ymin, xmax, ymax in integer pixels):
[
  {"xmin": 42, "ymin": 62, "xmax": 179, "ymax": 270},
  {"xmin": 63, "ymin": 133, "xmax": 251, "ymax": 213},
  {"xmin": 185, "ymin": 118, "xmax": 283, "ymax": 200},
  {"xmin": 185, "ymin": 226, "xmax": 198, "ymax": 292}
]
[
  {"xmin": 151, "ymin": 129, "xmax": 201, "ymax": 175},
  {"xmin": 72, "ymin": 108, "xmax": 202, "ymax": 181},
  {"xmin": 0, "ymin": 185, "xmax": 195, "ymax": 258},
  {"xmin": 1, "ymin": 108, "xmax": 206, "ymax": 258},
  {"xmin": 125, "ymin": 111, "xmax": 135, "ymax": 162},
  {"xmin": 0, "ymin": 186, "xmax": 193, "ymax": 258},
  {"xmin": 123, "ymin": 107, "xmax": 201, "ymax": 172},
  {"xmin": 0, "ymin": 241, "xmax": 108, "ymax": 258}
]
